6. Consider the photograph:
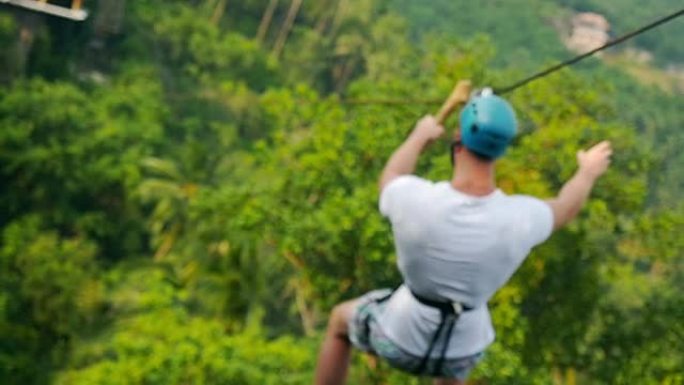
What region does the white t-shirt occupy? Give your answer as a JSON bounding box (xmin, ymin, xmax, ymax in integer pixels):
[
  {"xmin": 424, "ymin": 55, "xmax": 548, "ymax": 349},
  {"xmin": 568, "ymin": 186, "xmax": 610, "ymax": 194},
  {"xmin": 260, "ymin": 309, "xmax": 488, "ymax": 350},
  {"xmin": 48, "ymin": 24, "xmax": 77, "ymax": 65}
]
[{"xmin": 378, "ymin": 175, "xmax": 553, "ymax": 358}]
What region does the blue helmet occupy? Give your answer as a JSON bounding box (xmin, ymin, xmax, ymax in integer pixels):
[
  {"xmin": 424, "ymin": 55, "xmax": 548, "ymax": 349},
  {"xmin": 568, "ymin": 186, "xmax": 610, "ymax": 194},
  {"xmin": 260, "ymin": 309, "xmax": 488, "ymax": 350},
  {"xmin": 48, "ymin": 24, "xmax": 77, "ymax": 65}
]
[{"xmin": 459, "ymin": 90, "xmax": 517, "ymax": 159}]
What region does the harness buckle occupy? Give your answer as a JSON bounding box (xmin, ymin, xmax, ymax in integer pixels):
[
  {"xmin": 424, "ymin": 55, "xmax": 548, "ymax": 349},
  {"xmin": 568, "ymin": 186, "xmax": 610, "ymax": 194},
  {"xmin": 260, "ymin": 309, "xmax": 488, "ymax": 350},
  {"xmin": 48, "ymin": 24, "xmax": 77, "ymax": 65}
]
[{"xmin": 451, "ymin": 302, "xmax": 464, "ymax": 315}]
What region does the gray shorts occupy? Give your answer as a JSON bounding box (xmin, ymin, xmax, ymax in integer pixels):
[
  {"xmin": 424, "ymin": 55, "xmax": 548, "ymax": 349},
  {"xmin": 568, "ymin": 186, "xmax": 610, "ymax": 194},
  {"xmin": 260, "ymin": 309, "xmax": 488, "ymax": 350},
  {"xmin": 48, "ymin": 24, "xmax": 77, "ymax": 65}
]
[{"xmin": 348, "ymin": 289, "xmax": 484, "ymax": 380}]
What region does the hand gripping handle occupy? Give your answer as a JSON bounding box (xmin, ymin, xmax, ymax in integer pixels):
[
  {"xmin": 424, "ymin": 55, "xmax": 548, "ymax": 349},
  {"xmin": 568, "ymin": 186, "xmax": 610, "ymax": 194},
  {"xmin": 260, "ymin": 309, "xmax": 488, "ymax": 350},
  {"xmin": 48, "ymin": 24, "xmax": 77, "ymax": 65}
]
[{"xmin": 435, "ymin": 80, "xmax": 472, "ymax": 125}]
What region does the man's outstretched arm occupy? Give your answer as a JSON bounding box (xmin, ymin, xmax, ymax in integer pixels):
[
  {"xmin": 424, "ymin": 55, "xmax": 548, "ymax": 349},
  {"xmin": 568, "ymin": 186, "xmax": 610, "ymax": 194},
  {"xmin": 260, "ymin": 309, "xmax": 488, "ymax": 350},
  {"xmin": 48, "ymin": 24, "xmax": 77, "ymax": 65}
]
[
  {"xmin": 378, "ymin": 115, "xmax": 444, "ymax": 191},
  {"xmin": 546, "ymin": 140, "xmax": 613, "ymax": 230}
]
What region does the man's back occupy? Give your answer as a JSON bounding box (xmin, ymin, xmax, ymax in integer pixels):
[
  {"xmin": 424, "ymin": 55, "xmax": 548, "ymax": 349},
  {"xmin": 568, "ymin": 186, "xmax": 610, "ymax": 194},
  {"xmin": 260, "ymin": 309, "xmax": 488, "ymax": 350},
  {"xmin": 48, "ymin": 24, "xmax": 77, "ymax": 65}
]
[{"xmin": 378, "ymin": 175, "xmax": 553, "ymax": 358}]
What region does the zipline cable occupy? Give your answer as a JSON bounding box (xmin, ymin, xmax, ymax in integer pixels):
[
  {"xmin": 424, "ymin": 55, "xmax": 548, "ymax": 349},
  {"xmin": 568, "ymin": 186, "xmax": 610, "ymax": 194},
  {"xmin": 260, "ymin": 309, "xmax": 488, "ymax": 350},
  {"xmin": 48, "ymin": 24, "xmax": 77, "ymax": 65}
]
[
  {"xmin": 343, "ymin": 7, "xmax": 684, "ymax": 105},
  {"xmin": 494, "ymin": 7, "xmax": 684, "ymax": 95}
]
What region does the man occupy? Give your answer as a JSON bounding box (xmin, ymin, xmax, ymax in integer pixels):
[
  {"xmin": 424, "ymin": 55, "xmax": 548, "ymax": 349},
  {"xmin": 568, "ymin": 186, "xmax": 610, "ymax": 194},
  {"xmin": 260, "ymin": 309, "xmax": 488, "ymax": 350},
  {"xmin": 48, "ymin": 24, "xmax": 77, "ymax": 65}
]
[{"xmin": 314, "ymin": 81, "xmax": 613, "ymax": 385}]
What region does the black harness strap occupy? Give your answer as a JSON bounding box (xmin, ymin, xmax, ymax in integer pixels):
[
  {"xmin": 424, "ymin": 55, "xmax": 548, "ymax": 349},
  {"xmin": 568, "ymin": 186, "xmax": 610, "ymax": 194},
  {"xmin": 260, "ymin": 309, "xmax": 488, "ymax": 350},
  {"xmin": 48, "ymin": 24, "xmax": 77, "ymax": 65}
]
[
  {"xmin": 410, "ymin": 289, "xmax": 474, "ymax": 376},
  {"xmin": 434, "ymin": 312, "xmax": 457, "ymax": 374},
  {"xmin": 368, "ymin": 287, "xmax": 474, "ymax": 376}
]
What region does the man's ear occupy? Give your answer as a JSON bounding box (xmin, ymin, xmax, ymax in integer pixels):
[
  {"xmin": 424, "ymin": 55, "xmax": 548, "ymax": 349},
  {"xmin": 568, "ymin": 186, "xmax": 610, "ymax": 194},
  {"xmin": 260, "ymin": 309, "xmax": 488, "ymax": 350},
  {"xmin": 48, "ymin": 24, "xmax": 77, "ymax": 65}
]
[{"xmin": 450, "ymin": 140, "xmax": 463, "ymax": 166}]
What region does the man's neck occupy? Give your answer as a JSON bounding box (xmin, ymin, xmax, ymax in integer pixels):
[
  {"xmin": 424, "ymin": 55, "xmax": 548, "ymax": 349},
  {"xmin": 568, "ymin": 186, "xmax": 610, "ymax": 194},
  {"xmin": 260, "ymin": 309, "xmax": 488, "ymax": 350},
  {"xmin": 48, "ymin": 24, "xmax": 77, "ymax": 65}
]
[{"xmin": 450, "ymin": 157, "xmax": 496, "ymax": 196}]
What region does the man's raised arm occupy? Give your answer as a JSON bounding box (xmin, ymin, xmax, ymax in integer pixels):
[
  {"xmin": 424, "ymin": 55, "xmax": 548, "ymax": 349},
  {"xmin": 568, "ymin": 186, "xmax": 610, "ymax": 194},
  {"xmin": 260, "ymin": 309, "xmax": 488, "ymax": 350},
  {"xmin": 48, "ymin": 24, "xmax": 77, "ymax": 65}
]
[
  {"xmin": 546, "ymin": 141, "xmax": 613, "ymax": 230},
  {"xmin": 379, "ymin": 80, "xmax": 472, "ymax": 192},
  {"xmin": 378, "ymin": 116, "xmax": 444, "ymax": 192}
]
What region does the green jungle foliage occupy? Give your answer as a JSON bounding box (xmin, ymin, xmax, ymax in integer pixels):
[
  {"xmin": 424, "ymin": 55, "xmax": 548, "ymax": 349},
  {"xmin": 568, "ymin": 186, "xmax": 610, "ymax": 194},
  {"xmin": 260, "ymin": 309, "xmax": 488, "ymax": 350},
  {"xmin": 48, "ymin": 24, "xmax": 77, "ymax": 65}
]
[{"xmin": 0, "ymin": 1, "xmax": 682, "ymax": 384}]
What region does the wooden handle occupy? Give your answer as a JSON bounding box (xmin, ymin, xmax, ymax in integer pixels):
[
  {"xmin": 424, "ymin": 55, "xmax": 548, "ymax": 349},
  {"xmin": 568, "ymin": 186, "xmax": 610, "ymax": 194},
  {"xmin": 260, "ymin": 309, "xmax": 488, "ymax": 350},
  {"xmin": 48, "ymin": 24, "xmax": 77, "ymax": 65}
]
[{"xmin": 435, "ymin": 80, "xmax": 472, "ymax": 125}]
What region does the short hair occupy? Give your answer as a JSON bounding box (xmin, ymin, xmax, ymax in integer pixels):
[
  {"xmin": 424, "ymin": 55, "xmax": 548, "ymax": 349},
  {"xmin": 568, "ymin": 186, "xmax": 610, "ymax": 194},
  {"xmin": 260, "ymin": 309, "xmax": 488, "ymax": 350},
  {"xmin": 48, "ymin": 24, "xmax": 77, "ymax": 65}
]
[{"xmin": 450, "ymin": 141, "xmax": 494, "ymax": 165}]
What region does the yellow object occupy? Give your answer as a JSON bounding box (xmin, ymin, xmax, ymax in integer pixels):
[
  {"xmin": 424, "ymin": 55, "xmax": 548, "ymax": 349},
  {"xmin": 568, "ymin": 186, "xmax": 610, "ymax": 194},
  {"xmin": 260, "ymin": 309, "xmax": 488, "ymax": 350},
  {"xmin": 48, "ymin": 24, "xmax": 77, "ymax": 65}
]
[{"xmin": 2, "ymin": 0, "xmax": 88, "ymax": 21}]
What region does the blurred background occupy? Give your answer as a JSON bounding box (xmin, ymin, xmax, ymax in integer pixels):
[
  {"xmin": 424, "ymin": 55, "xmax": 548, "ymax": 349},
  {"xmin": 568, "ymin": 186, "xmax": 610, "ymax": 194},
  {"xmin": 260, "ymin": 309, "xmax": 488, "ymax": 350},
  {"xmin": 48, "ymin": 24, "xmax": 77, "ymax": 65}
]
[{"xmin": 0, "ymin": 1, "xmax": 682, "ymax": 384}]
